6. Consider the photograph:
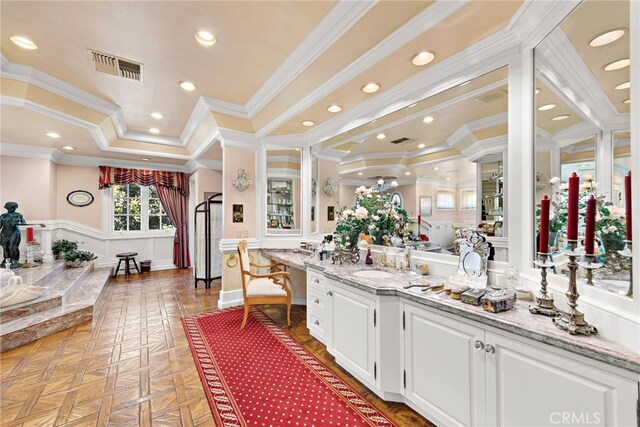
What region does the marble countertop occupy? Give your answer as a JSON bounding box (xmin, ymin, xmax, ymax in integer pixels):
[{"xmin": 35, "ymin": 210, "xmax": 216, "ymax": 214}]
[{"xmin": 262, "ymin": 249, "xmax": 640, "ymax": 375}]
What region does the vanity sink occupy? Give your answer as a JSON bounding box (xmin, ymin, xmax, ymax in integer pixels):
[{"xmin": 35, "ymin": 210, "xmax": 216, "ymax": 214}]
[{"xmin": 352, "ymin": 270, "xmax": 394, "ymax": 279}]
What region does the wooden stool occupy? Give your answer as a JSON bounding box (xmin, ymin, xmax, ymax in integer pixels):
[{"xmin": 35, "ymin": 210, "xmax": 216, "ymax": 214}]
[{"xmin": 114, "ymin": 252, "xmax": 140, "ymax": 277}]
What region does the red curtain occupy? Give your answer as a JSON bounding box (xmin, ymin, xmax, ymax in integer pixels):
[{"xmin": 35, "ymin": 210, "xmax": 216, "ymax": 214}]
[{"xmin": 98, "ymin": 166, "xmax": 191, "ymax": 268}]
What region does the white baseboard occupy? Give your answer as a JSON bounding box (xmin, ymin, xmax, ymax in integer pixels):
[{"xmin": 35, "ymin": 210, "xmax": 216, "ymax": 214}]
[{"xmin": 218, "ymin": 289, "xmax": 244, "ymax": 309}]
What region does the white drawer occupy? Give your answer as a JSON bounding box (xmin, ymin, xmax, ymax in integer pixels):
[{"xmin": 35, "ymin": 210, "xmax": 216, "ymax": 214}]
[
  {"xmin": 308, "ymin": 311, "xmax": 326, "ymax": 343},
  {"xmin": 307, "ymin": 287, "xmax": 326, "ymax": 316},
  {"xmin": 307, "ymin": 270, "xmax": 325, "ymax": 292}
]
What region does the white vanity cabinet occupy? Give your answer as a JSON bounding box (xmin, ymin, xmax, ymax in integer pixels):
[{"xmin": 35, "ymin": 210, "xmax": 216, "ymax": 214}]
[
  {"xmin": 306, "ymin": 270, "xmax": 327, "ymax": 344},
  {"xmin": 326, "ymin": 279, "xmax": 378, "ymax": 389},
  {"xmin": 402, "ymin": 301, "xmax": 639, "ymax": 427}
]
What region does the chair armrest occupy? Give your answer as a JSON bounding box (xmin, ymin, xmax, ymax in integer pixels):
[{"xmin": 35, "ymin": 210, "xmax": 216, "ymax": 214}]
[
  {"xmin": 248, "ymin": 271, "xmax": 291, "ymax": 280},
  {"xmin": 250, "ymin": 262, "xmax": 285, "ymax": 270}
]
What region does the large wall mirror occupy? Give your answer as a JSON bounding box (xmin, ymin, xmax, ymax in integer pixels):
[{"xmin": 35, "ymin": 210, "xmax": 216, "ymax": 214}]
[
  {"xmin": 265, "ymin": 148, "xmax": 302, "ymax": 236},
  {"xmin": 534, "ymin": 0, "xmax": 632, "ymax": 297},
  {"xmin": 313, "ymin": 66, "xmax": 509, "ymax": 261},
  {"xmin": 311, "ymin": 153, "xmax": 319, "ymax": 235}
]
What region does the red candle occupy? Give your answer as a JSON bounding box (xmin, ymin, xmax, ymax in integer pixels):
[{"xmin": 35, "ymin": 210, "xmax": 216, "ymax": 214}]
[
  {"xmin": 26, "ymin": 227, "xmax": 34, "ymax": 242},
  {"xmin": 539, "ymin": 195, "xmax": 550, "ymax": 253},
  {"xmin": 566, "ymin": 172, "xmax": 579, "ymax": 240},
  {"xmin": 584, "ymin": 196, "xmax": 596, "ymax": 254},
  {"xmin": 625, "ymin": 171, "xmax": 632, "ymax": 241},
  {"xmin": 418, "ymin": 215, "xmax": 421, "ymax": 226}
]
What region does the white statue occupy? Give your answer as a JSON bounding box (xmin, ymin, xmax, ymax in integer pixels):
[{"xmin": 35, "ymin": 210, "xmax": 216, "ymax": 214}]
[{"xmin": 0, "ymin": 275, "xmax": 42, "ymax": 308}]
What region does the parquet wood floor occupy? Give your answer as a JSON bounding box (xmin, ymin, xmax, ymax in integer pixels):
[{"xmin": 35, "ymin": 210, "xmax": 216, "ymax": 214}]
[{"xmin": 0, "ymin": 269, "xmax": 432, "ymax": 427}]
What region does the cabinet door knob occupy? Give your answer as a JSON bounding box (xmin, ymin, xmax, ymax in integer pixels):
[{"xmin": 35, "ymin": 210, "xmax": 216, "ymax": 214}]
[
  {"xmin": 327, "ymin": 291, "xmax": 333, "ymax": 296},
  {"xmin": 313, "ymin": 320, "xmax": 320, "ymax": 326},
  {"xmin": 485, "ymin": 344, "xmax": 495, "ymax": 354},
  {"xmin": 313, "ymin": 298, "xmax": 320, "ymax": 304},
  {"xmin": 313, "ymin": 279, "xmax": 320, "ymax": 284},
  {"xmin": 474, "ymin": 340, "xmax": 485, "ymax": 350}
]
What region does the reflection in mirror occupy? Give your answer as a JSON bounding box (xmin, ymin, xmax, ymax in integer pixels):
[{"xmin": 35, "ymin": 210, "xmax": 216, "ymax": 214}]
[
  {"xmin": 534, "ymin": 0, "xmax": 632, "ymax": 297},
  {"xmin": 316, "ymin": 66, "xmax": 508, "ymax": 261},
  {"xmin": 266, "ymin": 149, "xmax": 302, "ymax": 235},
  {"xmin": 480, "ymin": 161, "xmax": 504, "ymax": 227},
  {"xmin": 311, "ymin": 154, "xmax": 319, "ymax": 235}
]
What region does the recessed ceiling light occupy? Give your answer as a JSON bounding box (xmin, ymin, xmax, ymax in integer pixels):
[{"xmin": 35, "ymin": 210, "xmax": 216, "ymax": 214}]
[
  {"xmin": 141, "ymin": 157, "xmax": 151, "ymax": 161},
  {"xmin": 408, "ymin": 103, "xmax": 418, "ymax": 108},
  {"xmin": 423, "ymin": 174, "xmax": 428, "ymax": 178},
  {"xmin": 603, "ymin": 58, "xmax": 630, "ymax": 71},
  {"xmin": 46, "ymin": 132, "xmax": 61, "ymax": 139},
  {"xmin": 614, "ymin": 81, "xmax": 630, "ymax": 90},
  {"xmin": 418, "ymin": 143, "xmax": 426, "ymax": 149},
  {"xmin": 179, "ymin": 81, "xmax": 197, "ymax": 91},
  {"xmin": 579, "ymin": 164, "xmax": 588, "ymax": 168},
  {"xmin": 423, "ymin": 115, "xmax": 434, "ymax": 124},
  {"xmin": 552, "ymin": 114, "xmax": 571, "ymax": 121},
  {"xmin": 346, "ymin": 150, "xmax": 351, "ymax": 153},
  {"xmin": 376, "ymin": 133, "xmax": 386, "ymax": 140},
  {"xmin": 411, "ymin": 51, "xmax": 436, "ymax": 66},
  {"xmin": 302, "ymin": 120, "xmax": 315, "ymax": 127},
  {"xmin": 149, "ymin": 128, "xmax": 160, "ymax": 134},
  {"xmin": 537, "ymin": 103, "xmax": 557, "ymax": 111},
  {"xmin": 358, "ymin": 172, "xmax": 363, "ymax": 176},
  {"xmin": 446, "ymin": 177, "xmax": 451, "ymax": 181},
  {"xmin": 623, "ymin": 98, "xmax": 630, "ymax": 104},
  {"xmin": 361, "ymin": 83, "xmax": 380, "ymax": 94},
  {"xmin": 195, "ymin": 30, "xmax": 216, "ymax": 46},
  {"xmin": 327, "ymin": 104, "xmax": 342, "ymax": 113},
  {"xmin": 405, "ymin": 171, "xmax": 411, "ymax": 176},
  {"xmin": 295, "ymin": 148, "xmax": 300, "ymax": 151},
  {"xmin": 9, "ymin": 36, "xmax": 38, "ymax": 50},
  {"xmin": 535, "ymin": 88, "xmax": 541, "ymax": 95},
  {"xmin": 150, "ymin": 112, "xmax": 163, "ymax": 120},
  {"xmin": 61, "ymin": 146, "xmax": 75, "ymax": 151},
  {"xmin": 433, "ymin": 166, "xmax": 440, "ymax": 171},
  {"xmin": 588, "ymin": 28, "xmax": 626, "ymax": 47}
]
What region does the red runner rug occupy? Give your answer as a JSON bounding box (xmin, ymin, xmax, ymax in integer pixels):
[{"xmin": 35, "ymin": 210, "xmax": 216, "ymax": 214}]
[{"xmin": 182, "ymin": 308, "xmax": 396, "ymax": 427}]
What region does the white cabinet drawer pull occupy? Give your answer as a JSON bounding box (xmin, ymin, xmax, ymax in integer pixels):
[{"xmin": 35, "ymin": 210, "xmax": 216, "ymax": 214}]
[
  {"xmin": 313, "ymin": 298, "xmax": 320, "ymax": 304},
  {"xmin": 313, "ymin": 320, "xmax": 320, "ymax": 326},
  {"xmin": 474, "ymin": 340, "xmax": 484, "ymax": 350},
  {"xmin": 485, "ymin": 344, "xmax": 495, "ymax": 354},
  {"xmin": 327, "ymin": 291, "xmax": 333, "ymax": 296},
  {"xmin": 313, "ymin": 278, "xmax": 320, "ymax": 284}
]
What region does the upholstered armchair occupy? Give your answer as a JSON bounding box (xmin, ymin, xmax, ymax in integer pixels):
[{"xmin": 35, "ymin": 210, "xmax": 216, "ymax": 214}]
[{"xmin": 237, "ymin": 240, "xmax": 292, "ymax": 329}]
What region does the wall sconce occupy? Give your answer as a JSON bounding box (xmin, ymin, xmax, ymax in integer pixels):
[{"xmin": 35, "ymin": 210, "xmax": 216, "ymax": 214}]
[
  {"xmin": 232, "ymin": 168, "xmax": 252, "ymax": 192},
  {"xmin": 322, "ymin": 177, "xmax": 336, "ymax": 196}
]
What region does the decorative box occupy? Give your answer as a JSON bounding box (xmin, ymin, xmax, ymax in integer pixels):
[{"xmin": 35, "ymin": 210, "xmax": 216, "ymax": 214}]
[
  {"xmin": 482, "ymin": 289, "xmax": 517, "ymax": 313},
  {"xmin": 450, "ymin": 285, "xmax": 470, "ymax": 300},
  {"xmin": 461, "ymin": 288, "xmax": 489, "ymax": 305}
]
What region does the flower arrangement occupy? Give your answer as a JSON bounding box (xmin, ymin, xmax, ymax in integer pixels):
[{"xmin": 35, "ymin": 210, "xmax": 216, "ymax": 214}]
[
  {"xmin": 64, "ymin": 249, "xmax": 97, "ymax": 268},
  {"xmin": 52, "ymin": 239, "xmax": 79, "ymax": 258},
  {"xmin": 334, "ymin": 179, "xmax": 412, "ymax": 247}
]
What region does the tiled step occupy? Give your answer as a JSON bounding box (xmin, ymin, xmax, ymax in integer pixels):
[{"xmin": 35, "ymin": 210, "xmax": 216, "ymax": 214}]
[
  {"xmin": 0, "ymin": 265, "xmax": 111, "ymax": 352},
  {"xmin": 0, "ymin": 261, "xmax": 92, "ymax": 324}
]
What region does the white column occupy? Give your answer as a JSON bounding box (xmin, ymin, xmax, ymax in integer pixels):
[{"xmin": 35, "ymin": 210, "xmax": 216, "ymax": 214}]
[
  {"xmin": 507, "ymin": 48, "xmax": 535, "ymax": 271},
  {"xmin": 550, "ymin": 146, "xmax": 561, "ymax": 179},
  {"xmin": 596, "ymin": 130, "xmax": 613, "ymax": 201},
  {"xmin": 39, "ymin": 227, "xmax": 54, "ymax": 262},
  {"xmin": 301, "ymin": 145, "xmax": 312, "ymax": 239}
]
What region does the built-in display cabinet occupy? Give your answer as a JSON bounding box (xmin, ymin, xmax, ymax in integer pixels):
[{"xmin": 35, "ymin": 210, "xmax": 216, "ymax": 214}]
[{"xmin": 307, "ymin": 269, "xmax": 639, "ymax": 427}]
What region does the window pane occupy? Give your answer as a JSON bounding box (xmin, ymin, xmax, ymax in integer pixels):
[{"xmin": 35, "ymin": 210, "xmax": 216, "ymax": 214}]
[
  {"xmin": 129, "ymin": 198, "xmax": 141, "ymax": 214},
  {"xmin": 129, "ymin": 215, "xmax": 141, "ymax": 231},
  {"xmin": 113, "ymin": 199, "xmax": 127, "ymax": 215},
  {"xmin": 461, "ymin": 190, "xmax": 477, "ymax": 210},
  {"xmin": 128, "ymin": 184, "xmax": 141, "ymax": 198},
  {"xmin": 161, "ymin": 216, "xmax": 173, "ymax": 229},
  {"xmin": 436, "ymin": 191, "xmax": 455, "ymax": 210},
  {"xmin": 149, "ymin": 216, "xmax": 160, "ymax": 230},
  {"xmin": 114, "ymin": 216, "xmax": 127, "ymax": 231},
  {"xmin": 149, "ymin": 186, "xmax": 158, "ymax": 198},
  {"xmin": 149, "ymin": 199, "xmax": 161, "ymax": 215},
  {"xmin": 113, "ymin": 185, "xmax": 127, "ymax": 198}
]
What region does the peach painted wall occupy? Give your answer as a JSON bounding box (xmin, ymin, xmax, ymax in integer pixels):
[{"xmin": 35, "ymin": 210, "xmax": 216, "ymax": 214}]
[
  {"xmin": 0, "ymin": 156, "xmax": 56, "ymax": 220},
  {"xmin": 193, "ymin": 168, "xmax": 223, "ymax": 203},
  {"xmin": 56, "ymin": 165, "xmax": 102, "ymax": 229},
  {"xmin": 339, "ymin": 184, "xmax": 356, "ymax": 209},
  {"xmin": 223, "ymin": 146, "xmax": 256, "ymax": 239},
  {"xmin": 319, "ymin": 161, "xmax": 340, "ymax": 234},
  {"xmin": 395, "ymin": 184, "xmax": 417, "ymax": 216}
]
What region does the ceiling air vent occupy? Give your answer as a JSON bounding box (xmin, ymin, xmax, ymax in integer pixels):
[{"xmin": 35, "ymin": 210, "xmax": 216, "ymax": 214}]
[
  {"xmin": 474, "ymin": 89, "xmax": 507, "ymax": 104},
  {"xmin": 368, "ymin": 175, "xmax": 398, "ymax": 181},
  {"xmin": 389, "ymin": 137, "xmax": 413, "ymax": 145},
  {"xmin": 89, "ymin": 50, "xmax": 143, "ymax": 81}
]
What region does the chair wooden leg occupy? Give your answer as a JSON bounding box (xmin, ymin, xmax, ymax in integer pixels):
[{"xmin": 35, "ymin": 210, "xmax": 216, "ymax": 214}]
[
  {"xmin": 286, "ymin": 302, "xmax": 291, "ymax": 326},
  {"xmin": 241, "ymin": 304, "xmax": 250, "ymax": 330}
]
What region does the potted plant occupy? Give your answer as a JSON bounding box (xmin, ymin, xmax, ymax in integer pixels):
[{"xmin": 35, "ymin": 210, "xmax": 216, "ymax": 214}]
[
  {"xmin": 64, "ymin": 249, "xmax": 97, "ymax": 268},
  {"xmin": 52, "ymin": 239, "xmax": 79, "ymax": 259}
]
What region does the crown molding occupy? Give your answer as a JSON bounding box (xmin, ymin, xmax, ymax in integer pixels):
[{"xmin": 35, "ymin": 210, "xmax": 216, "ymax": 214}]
[
  {"xmin": 245, "ymin": 0, "xmax": 376, "ymax": 117},
  {"xmin": 446, "ymin": 112, "xmax": 508, "ymax": 149},
  {"xmin": 185, "ymin": 159, "xmax": 224, "ymax": 174},
  {"xmin": 266, "ymin": 169, "xmax": 301, "ymax": 179},
  {"xmin": 218, "ymin": 128, "xmax": 261, "ymax": 150},
  {"xmin": 0, "ymin": 142, "xmax": 189, "ymax": 172},
  {"xmin": 219, "ymin": 238, "xmax": 260, "ymax": 254},
  {"xmin": 507, "ymin": 0, "xmax": 581, "ymax": 49},
  {"xmin": 255, "ymin": 0, "xmax": 471, "ymax": 138},
  {"xmin": 460, "ymin": 135, "xmax": 508, "ymax": 163},
  {"xmin": 553, "ymin": 120, "xmax": 599, "ymax": 148}
]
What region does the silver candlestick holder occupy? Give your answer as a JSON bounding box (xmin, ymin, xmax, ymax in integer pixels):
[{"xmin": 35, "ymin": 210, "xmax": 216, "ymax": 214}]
[
  {"xmin": 530, "ymin": 252, "xmax": 559, "ymax": 316},
  {"xmin": 618, "ymin": 240, "xmax": 633, "ymax": 298},
  {"xmin": 553, "ymin": 239, "xmax": 598, "ymax": 336},
  {"xmin": 577, "ymin": 253, "xmax": 602, "ymax": 287}
]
